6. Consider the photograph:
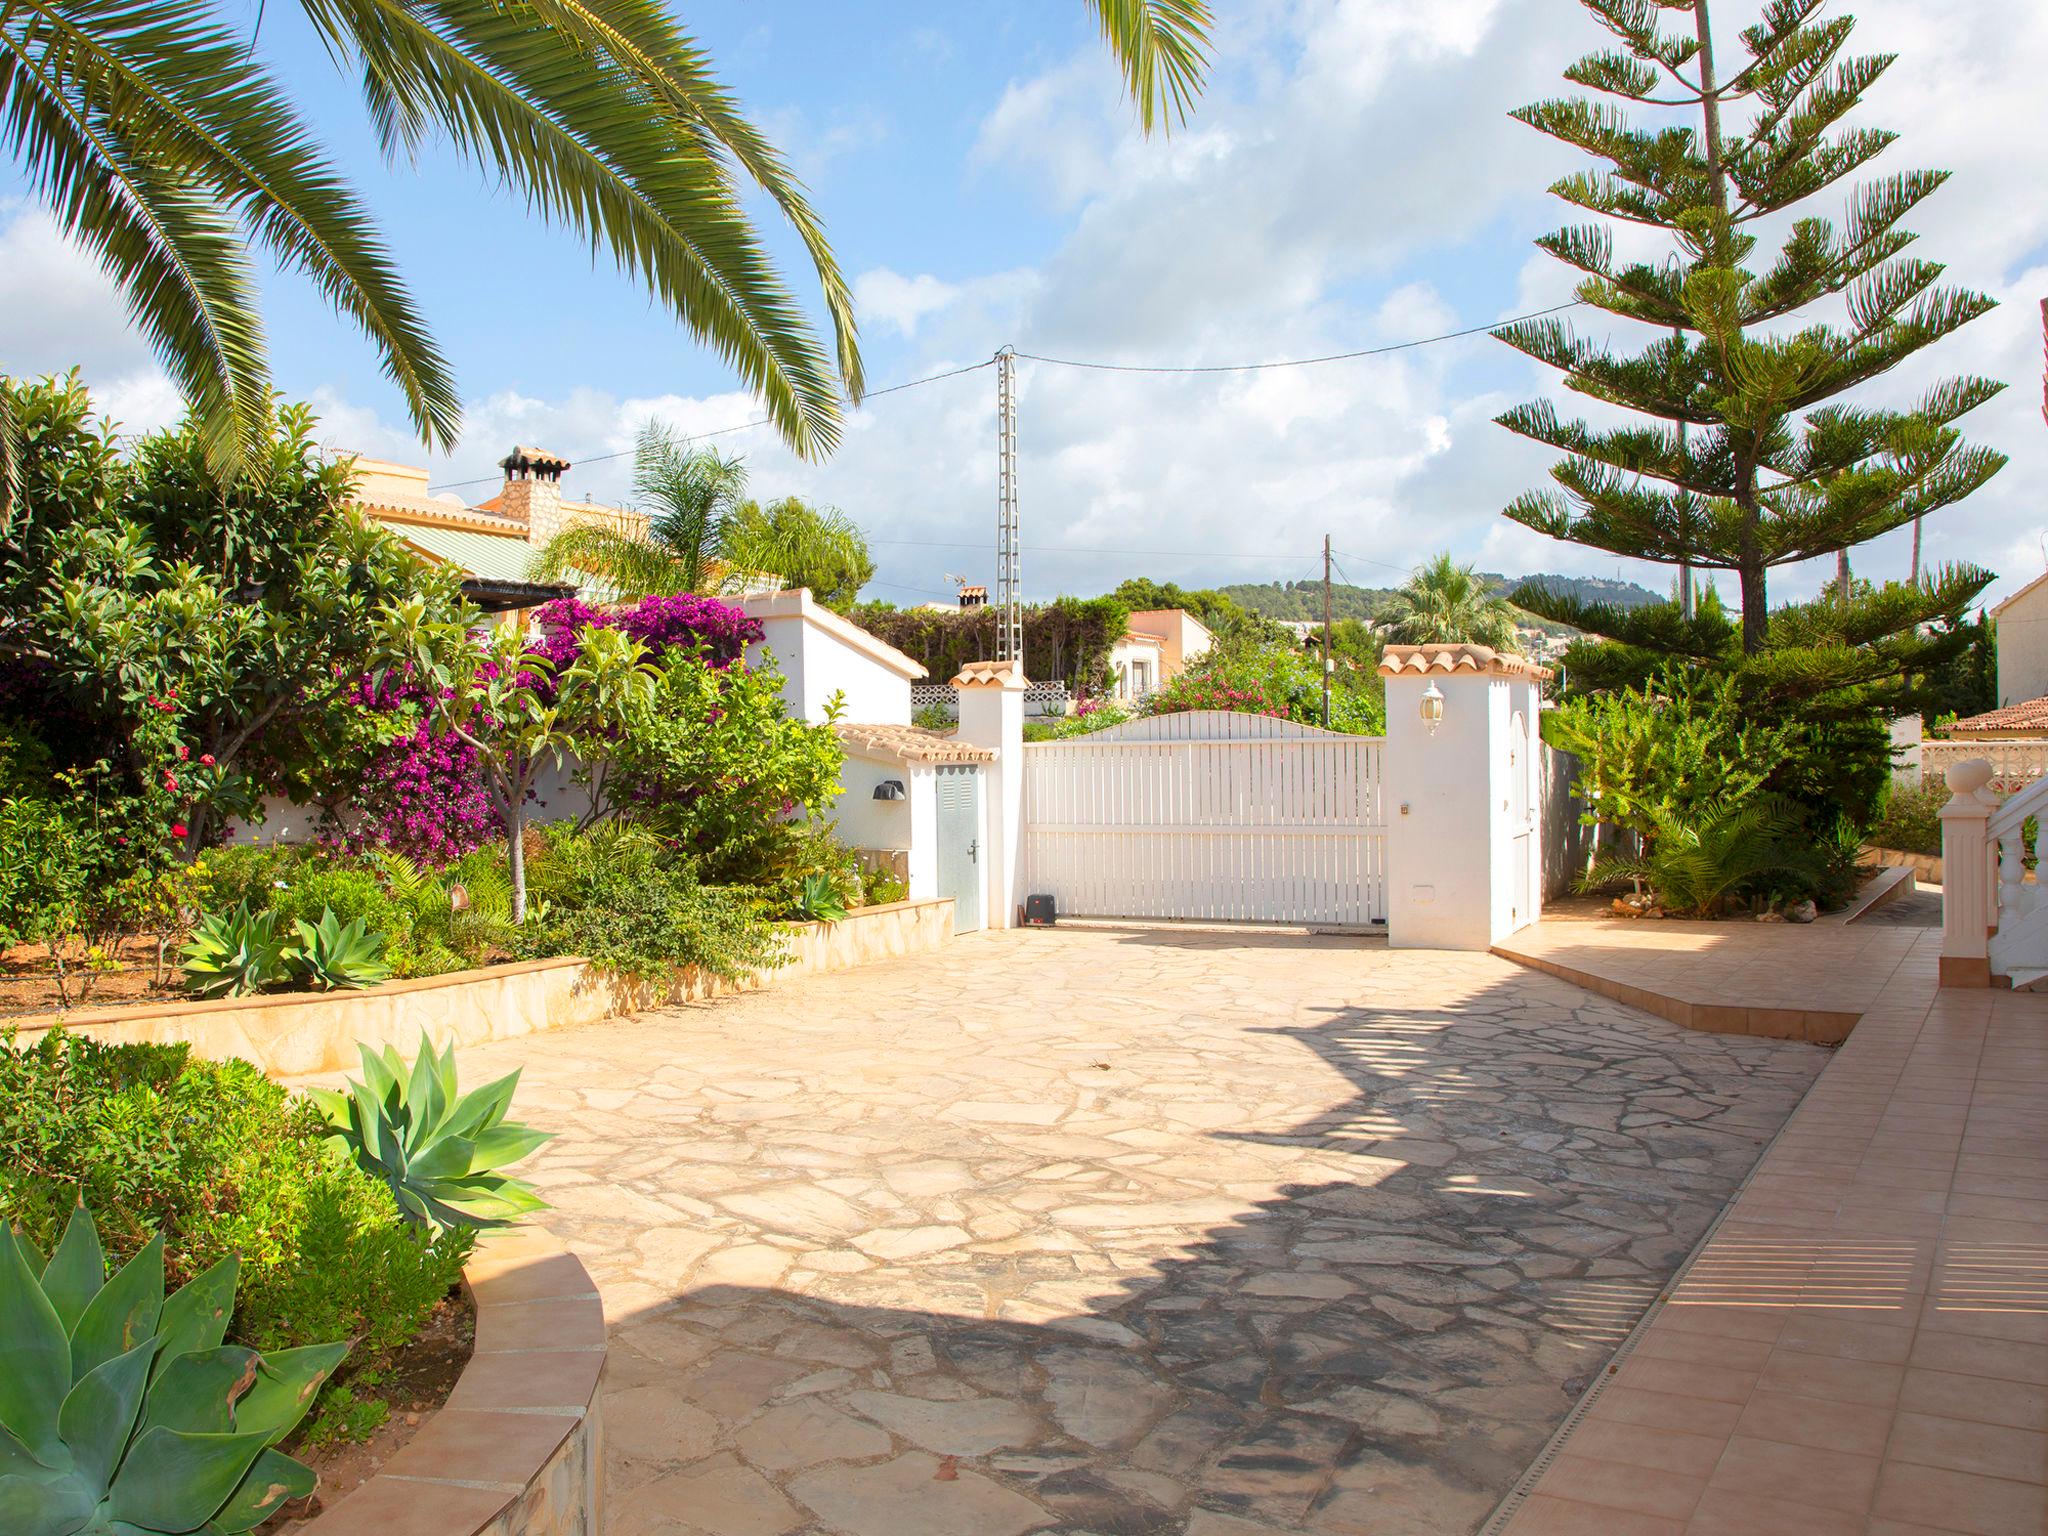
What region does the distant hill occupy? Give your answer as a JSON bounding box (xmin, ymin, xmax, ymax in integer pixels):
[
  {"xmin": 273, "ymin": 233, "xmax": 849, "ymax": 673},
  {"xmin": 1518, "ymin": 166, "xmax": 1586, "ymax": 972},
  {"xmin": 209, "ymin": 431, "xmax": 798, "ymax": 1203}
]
[{"xmin": 1218, "ymin": 572, "xmax": 1665, "ymax": 624}]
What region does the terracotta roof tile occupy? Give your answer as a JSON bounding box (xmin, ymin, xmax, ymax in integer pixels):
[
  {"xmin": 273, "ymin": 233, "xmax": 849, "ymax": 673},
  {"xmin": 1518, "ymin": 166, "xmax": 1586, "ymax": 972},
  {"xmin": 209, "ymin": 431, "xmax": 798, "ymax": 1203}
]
[
  {"xmin": 1949, "ymin": 696, "xmax": 2048, "ymax": 735},
  {"xmin": 953, "ymin": 660, "xmax": 1028, "ymax": 689},
  {"xmin": 834, "ymin": 723, "xmax": 995, "ymax": 766},
  {"xmin": 1377, "ymin": 643, "xmax": 1553, "ymax": 681}
]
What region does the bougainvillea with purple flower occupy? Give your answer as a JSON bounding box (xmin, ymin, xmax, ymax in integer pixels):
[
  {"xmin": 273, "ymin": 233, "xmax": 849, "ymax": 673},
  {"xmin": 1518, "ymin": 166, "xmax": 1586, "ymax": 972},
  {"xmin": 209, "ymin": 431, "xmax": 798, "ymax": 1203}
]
[{"xmin": 339, "ymin": 594, "xmax": 763, "ymax": 865}]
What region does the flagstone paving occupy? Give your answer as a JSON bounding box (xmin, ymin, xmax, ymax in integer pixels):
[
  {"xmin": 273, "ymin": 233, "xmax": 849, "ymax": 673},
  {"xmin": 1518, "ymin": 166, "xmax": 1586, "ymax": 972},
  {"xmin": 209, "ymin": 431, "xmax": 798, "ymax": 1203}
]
[{"xmin": 447, "ymin": 927, "xmax": 1826, "ymax": 1536}]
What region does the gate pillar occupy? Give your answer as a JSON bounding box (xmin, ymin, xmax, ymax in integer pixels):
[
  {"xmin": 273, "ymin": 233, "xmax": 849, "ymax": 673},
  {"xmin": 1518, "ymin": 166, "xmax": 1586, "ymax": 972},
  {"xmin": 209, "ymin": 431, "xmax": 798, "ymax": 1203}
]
[
  {"xmin": 954, "ymin": 660, "xmax": 1028, "ymax": 929},
  {"xmin": 1379, "ymin": 644, "xmax": 1551, "ymax": 950}
]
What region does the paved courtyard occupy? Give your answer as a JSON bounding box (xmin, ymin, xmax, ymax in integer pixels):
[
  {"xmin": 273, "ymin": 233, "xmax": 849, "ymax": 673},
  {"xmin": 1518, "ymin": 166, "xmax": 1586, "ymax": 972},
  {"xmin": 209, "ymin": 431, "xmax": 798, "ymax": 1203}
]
[{"xmin": 454, "ymin": 927, "xmax": 1826, "ymax": 1536}]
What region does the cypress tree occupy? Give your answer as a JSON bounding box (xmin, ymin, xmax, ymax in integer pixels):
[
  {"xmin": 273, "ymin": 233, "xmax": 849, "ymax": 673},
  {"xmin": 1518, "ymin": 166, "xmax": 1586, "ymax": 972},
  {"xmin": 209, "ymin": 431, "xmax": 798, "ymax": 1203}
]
[{"xmin": 1494, "ymin": 0, "xmax": 2005, "ymax": 669}]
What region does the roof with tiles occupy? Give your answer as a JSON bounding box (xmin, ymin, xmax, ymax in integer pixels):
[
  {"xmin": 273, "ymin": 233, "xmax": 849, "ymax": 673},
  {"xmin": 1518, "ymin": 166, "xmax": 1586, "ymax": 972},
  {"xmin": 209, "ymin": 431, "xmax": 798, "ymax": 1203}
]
[
  {"xmin": 953, "ymin": 659, "xmax": 1028, "ymax": 689},
  {"xmin": 1377, "ymin": 643, "xmax": 1553, "ymax": 681},
  {"xmin": 1947, "ymin": 696, "xmax": 2048, "ymax": 735},
  {"xmin": 834, "ymin": 723, "xmax": 995, "ymax": 767}
]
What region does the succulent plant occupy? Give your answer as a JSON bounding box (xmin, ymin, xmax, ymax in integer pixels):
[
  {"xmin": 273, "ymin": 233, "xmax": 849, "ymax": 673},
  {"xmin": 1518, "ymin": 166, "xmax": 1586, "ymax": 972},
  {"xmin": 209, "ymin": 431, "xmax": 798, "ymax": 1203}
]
[
  {"xmin": 309, "ymin": 1036, "xmax": 551, "ymax": 1233},
  {"xmin": 0, "ymin": 1205, "xmax": 346, "ymax": 1535},
  {"xmin": 792, "ymin": 872, "xmax": 848, "ymax": 923},
  {"xmin": 179, "ymin": 904, "xmax": 290, "ymax": 999},
  {"xmin": 284, "ymin": 908, "xmax": 391, "ymax": 991}
]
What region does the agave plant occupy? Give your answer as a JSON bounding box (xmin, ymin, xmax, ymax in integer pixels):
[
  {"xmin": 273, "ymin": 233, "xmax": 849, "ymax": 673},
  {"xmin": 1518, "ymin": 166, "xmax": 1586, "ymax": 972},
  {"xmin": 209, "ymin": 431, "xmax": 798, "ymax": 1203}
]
[
  {"xmin": 0, "ymin": 1205, "xmax": 346, "ymax": 1535},
  {"xmin": 791, "ymin": 873, "xmax": 849, "ymax": 924},
  {"xmin": 309, "ymin": 1037, "xmax": 551, "ymax": 1233},
  {"xmin": 284, "ymin": 909, "xmax": 391, "ymax": 991},
  {"xmin": 179, "ymin": 905, "xmax": 290, "ymax": 999}
]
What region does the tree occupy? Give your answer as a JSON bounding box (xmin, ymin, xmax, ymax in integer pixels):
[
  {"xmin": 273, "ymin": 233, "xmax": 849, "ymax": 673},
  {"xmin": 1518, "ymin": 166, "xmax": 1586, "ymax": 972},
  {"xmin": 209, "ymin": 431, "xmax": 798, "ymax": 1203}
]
[
  {"xmin": 372, "ymin": 601, "xmax": 654, "ymax": 922},
  {"xmin": 0, "ymin": 373, "xmax": 466, "ymax": 852},
  {"xmin": 532, "ymin": 424, "xmax": 748, "ymax": 598},
  {"xmin": 1381, "ymin": 554, "xmax": 1519, "ymax": 649},
  {"xmin": 1495, "ymin": 0, "xmax": 2004, "ymax": 657},
  {"xmin": 0, "ymin": 1, "xmax": 1212, "ymax": 485},
  {"xmin": 1109, "ymin": 577, "xmax": 1280, "ymax": 648},
  {"xmin": 529, "ymin": 428, "xmax": 873, "ymax": 606},
  {"xmin": 725, "ymin": 497, "xmax": 874, "ymax": 610}
]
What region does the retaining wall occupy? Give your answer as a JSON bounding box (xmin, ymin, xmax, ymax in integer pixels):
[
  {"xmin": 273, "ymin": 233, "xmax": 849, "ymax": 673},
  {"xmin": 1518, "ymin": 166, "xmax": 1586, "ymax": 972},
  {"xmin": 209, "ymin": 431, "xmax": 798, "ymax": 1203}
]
[{"xmin": 9, "ymin": 898, "xmax": 954, "ymax": 1075}]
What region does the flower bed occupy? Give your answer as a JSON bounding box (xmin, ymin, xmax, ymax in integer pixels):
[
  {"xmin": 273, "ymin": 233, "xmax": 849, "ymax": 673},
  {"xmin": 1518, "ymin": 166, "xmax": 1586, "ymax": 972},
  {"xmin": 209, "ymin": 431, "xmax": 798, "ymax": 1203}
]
[{"xmin": 7, "ymin": 899, "xmax": 955, "ymax": 1075}]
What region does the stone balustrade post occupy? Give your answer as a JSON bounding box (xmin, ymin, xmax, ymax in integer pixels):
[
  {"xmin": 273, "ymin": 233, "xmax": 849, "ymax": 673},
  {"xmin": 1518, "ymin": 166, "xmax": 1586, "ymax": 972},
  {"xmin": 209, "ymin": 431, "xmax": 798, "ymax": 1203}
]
[{"xmin": 1939, "ymin": 758, "xmax": 1996, "ymax": 988}]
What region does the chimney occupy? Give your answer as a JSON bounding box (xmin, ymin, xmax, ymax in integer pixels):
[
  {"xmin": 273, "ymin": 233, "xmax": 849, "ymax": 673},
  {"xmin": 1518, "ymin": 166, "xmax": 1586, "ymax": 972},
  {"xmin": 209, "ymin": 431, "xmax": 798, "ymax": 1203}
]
[{"xmin": 497, "ymin": 445, "xmax": 571, "ymax": 546}]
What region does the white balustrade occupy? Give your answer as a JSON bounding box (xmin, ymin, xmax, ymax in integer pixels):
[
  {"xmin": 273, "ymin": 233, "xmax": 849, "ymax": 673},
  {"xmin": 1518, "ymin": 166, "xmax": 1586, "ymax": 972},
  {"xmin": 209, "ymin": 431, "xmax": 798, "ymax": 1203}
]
[{"xmin": 1943, "ymin": 755, "xmax": 2048, "ymax": 988}]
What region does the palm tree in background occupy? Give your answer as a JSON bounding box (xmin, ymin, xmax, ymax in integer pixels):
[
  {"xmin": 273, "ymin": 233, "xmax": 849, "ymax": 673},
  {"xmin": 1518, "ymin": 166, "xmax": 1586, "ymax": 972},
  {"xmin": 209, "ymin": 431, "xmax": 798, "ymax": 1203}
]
[
  {"xmin": 0, "ymin": 0, "xmax": 1213, "ymax": 496},
  {"xmin": 726, "ymin": 495, "xmax": 874, "ymax": 609},
  {"xmin": 1382, "ymin": 553, "xmax": 1520, "ymax": 650},
  {"xmin": 530, "ymin": 422, "xmax": 874, "ymax": 606}
]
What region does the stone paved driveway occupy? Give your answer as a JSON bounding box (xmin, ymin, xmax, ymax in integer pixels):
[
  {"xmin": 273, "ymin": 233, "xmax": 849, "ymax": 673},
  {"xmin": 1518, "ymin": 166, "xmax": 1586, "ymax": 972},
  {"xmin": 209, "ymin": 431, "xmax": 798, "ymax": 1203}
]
[{"xmin": 452, "ymin": 927, "xmax": 1825, "ymax": 1536}]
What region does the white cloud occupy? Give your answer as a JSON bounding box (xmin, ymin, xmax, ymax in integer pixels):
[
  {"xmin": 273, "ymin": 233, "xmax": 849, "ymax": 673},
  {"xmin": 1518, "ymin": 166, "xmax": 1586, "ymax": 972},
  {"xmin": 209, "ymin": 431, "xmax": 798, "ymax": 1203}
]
[
  {"xmin": 851, "ymin": 269, "xmax": 961, "ymax": 338},
  {"xmin": 6, "ymin": 0, "xmax": 2040, "ymax": 617}
]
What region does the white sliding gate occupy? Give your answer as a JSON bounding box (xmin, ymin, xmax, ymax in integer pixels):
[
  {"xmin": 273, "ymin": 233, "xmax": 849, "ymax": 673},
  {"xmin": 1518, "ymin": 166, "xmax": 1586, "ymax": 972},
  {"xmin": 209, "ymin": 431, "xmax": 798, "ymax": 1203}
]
[{"xmin": 1021, "ymin": 710, "xmax": 1386, "ymax": 926}]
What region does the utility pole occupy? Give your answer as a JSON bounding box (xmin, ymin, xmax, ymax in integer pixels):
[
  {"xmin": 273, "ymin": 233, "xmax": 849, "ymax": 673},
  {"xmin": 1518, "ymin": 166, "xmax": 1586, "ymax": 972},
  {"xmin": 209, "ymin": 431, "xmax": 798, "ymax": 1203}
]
[
  {"xmin": 994, "ymin": 347, "xmax": 1021, "ymax": 666},
  {"xmin": 1321, "ymin": 534, "xmax": 1333, "ymax": 729},
  {"xmin": 1675, "ymin": 329, "xmax": 1694, "ymax": 618}
]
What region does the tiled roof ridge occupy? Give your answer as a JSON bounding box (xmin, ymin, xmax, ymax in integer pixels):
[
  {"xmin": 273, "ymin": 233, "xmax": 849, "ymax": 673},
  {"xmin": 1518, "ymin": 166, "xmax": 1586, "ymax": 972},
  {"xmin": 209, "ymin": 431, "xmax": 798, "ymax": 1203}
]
[{"xmin": 1378, "ymin": 643, "xmax": 1553, "ymax": 681}]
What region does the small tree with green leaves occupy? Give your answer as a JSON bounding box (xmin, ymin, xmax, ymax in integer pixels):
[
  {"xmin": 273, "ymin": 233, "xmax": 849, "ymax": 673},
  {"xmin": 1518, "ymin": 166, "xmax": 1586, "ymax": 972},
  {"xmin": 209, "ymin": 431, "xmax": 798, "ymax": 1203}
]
[
  {"xmin": 1495, "ymin": 0, "xmax": 2004, "ymax": 670},
  {"xmin": 373, "ymin": 604, "xmax": 654, "ymax": 921}
]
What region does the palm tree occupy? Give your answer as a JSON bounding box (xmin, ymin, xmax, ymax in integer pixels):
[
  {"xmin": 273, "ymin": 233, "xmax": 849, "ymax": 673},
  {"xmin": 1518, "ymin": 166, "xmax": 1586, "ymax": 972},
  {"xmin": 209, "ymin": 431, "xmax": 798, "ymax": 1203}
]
[
  {"xmin": 531, "ymin": 422, "xmax": 748, "ymax": 598},
  {"xmin": 529, "ymin": 423, "xmax": 875, "ymax": 606},
  {"xmin": 723, "ymin": 496, "xmax": 875, "ymax": 610},
  {"xmin": 1382, "ymin": 553, "xmax": 1520, "ymax": 650},
  {"xmin": 0, "ymin": 1, "xmax": 1213, "ymax": 489}
]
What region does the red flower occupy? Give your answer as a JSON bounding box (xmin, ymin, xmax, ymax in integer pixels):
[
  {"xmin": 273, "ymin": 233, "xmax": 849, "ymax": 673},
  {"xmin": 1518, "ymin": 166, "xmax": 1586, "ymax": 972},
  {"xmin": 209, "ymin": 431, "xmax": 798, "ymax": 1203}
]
[
  {"xmin": 176, "ymin": 744, "xmax": 189, "ymax": 760},
  {"xmin": 170, "ymin": 822, "xmax": 189, "ymax": 839},
  {"xmin": 199, "ymin": 753, "xmax": 215, "ymax": 767}
]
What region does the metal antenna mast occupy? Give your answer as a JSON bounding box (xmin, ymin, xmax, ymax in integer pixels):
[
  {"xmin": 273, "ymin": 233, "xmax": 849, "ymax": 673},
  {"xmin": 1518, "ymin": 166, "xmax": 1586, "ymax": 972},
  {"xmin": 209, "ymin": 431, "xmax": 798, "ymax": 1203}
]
[{"xmin": 995, "ymin": 347, "xmax": 1021, "ymax": 664}]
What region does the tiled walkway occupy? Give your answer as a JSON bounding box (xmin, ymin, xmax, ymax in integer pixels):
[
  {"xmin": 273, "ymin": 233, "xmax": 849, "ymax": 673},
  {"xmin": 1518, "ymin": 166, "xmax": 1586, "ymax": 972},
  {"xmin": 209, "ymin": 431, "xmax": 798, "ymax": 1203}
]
[
  {"xmin": 432, "ymin": 928, "xmax": 1825, "ymax": 1536},
  {"xmin": 1496, "ymin": 923, "xmax": 2048, "ymax": 1535}
]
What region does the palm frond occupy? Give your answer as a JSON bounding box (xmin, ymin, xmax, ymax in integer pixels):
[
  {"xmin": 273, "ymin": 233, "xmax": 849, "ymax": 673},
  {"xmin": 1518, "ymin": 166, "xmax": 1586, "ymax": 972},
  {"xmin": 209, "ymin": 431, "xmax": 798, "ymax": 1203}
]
[
  {"xmin": 298, "ymin": 0, "xmax": 846, "ymax": 459},
  {"xmin": 528, "ymin": 521, "xmax": 694, "ymax": 598},
  {"xmin": 3, "ymin": 0, "xmax": 457, "ymax": 461},
  {"xmin": 1086, "ymin": 0, "xmax": 1213, "ymax": 133}
]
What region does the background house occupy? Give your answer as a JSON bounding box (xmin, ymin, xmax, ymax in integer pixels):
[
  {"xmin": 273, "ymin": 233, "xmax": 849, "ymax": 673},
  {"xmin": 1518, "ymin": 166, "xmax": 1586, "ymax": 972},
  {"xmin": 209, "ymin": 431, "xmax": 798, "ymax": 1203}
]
[
  {"xmin": 1108, "ymin": 607, "xmax": 1213, "ymax": 700},
  {"xmin": 348, "ymin": 445, "xmax": 646, "ymax": 616},
  {"xmin": 1991, "ymin": 570, "xmax": 2048, "ymax": 708}
]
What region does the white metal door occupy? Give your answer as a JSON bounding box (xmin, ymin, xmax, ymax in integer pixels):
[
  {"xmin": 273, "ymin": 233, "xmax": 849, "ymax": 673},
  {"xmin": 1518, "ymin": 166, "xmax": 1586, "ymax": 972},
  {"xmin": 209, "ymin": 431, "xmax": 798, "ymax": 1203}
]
[
  {"xmin": 935, "ymin": 765, "xmax": 983, "ymax": 933},
  {"xmin": 1021, "ymin": 711, "xmax": 1385, "ymax": 925}
]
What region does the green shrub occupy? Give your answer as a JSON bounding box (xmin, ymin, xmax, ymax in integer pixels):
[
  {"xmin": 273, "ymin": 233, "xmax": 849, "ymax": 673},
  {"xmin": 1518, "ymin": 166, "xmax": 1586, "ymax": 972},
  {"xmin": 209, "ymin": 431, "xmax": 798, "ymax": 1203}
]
[
  {"xmin": 271, "ymin": 863, "xmax": 407, "ymax": 945},
  {"xmin": 0, "ymin": 1029, "xmax": 470, "ymax": 1361},
  {"xmin": 518, "ymin": 823, "xmax": 786, "ymax": 991},
  {"xmin": 1867, "ymin": 781, "xmax": 1946, "ymax": 857},
  {"xmin": 1583, "ymin": 795, "xmax": 1827, "ymax": 917},
  {"xmin": 369, "ymin": 847, "xmax": 510, "ymax": 978},
  {"xmin": 860, "ymin": 865, "xmax": 910, "ymax": 907},
  {"xmin": 185, "ymin": 842, "xmax": 307, "ymax": 915}
]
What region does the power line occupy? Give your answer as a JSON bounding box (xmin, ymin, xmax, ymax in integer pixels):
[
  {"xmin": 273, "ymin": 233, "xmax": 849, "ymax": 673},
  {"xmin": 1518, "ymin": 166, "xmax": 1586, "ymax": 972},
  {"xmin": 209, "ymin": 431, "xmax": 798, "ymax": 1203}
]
[
  {"xmin": 425, "ymin": 301, "xmax": 1580, "ymax": 493},
  {"xmin": 426, "ymin": 358, "xmax": 995, "ymax": 492},
  {"xmin": 868, "ymin": 536, "xmax": 1324, "ymax": 562},
  {"xmin": 1011, "ymin": 301, "xmax": 1584, "ymax": 376},
  {"xmin": 1332, "ymin": 546, "xmax": 1413, "ymax": 576}
]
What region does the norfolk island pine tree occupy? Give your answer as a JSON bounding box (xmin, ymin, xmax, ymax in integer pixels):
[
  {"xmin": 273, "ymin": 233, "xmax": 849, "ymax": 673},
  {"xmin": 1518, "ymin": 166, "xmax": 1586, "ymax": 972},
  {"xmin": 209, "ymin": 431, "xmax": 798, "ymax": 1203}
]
[{"xmin": 1490, "ymin": 0, "xmax": 2005, "ymax": 709}]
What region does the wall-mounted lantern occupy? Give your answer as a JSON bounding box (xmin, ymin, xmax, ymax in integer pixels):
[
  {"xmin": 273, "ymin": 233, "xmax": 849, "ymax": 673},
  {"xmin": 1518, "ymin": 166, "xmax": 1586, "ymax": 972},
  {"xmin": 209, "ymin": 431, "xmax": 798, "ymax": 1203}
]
[
  {"xmin": 872, "ymin": 779, "xmax": 907, "ymax": 801},
  {"xmin": 1420, "ymin": 681, "xmax": 1445, "ymax": 737}
]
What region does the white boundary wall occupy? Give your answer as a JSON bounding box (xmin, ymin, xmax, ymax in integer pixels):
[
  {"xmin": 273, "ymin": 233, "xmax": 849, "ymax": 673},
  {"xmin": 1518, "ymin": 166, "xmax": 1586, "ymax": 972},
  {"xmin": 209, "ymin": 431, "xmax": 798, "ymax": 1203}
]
[{"xmin": 1019, "ymin": 711, "xmax": 1386, "ymax": 925}]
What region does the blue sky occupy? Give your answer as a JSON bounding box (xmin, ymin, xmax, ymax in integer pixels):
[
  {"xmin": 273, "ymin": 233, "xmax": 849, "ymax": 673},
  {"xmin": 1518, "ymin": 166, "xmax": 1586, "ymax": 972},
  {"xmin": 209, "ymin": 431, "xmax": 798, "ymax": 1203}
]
[{"xmin": 4, "ymin": 0, "xmax": 2044, "ymax": 609}]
